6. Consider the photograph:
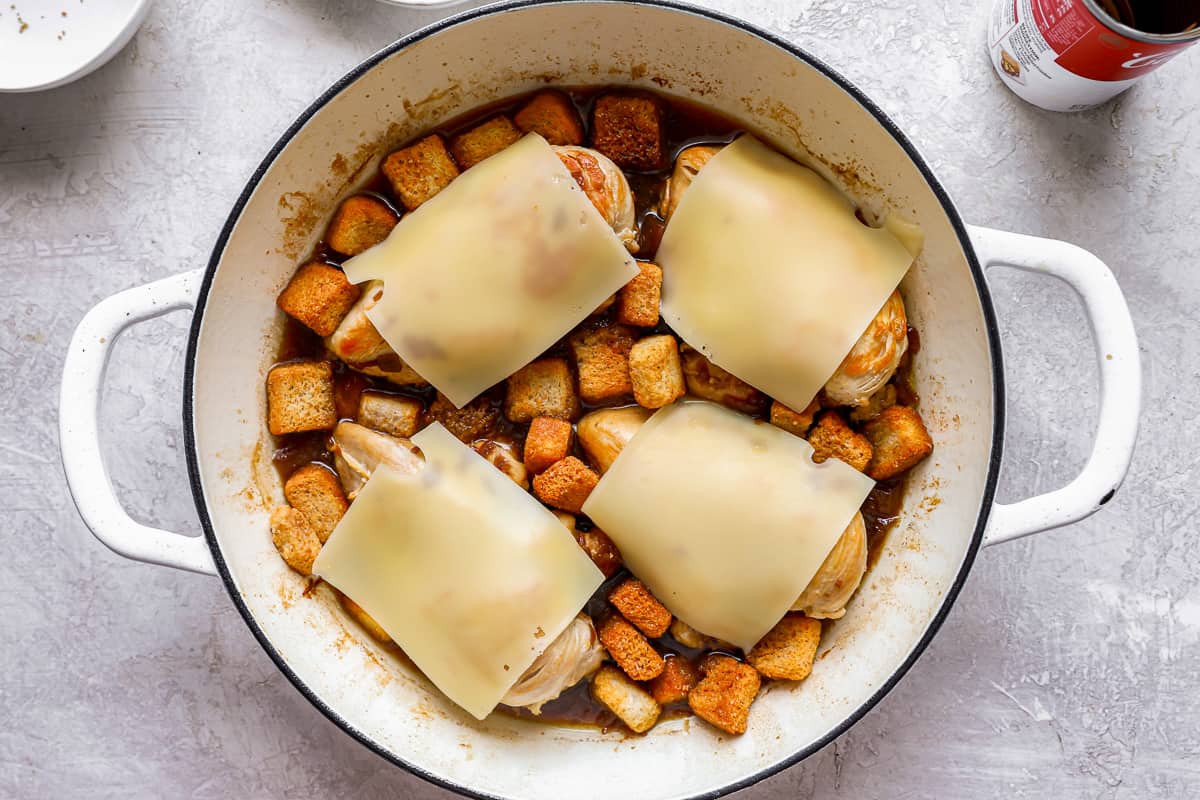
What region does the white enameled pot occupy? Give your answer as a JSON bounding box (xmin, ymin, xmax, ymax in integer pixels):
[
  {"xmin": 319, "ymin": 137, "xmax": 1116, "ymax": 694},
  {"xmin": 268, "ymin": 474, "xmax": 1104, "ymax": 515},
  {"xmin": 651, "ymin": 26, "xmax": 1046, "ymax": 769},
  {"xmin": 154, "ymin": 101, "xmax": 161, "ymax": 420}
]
[{"xmin": 59, "ymin": 3, "xmax": 1142, "ymax": 798}]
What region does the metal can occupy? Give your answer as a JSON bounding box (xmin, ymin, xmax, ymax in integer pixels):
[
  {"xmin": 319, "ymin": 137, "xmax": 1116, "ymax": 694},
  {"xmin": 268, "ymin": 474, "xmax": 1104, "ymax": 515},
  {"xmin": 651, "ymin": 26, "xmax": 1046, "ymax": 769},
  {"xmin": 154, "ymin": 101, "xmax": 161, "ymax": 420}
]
[{"xmin": 988, "ymin": 0, "xmax": 1200, "ymax": 111}]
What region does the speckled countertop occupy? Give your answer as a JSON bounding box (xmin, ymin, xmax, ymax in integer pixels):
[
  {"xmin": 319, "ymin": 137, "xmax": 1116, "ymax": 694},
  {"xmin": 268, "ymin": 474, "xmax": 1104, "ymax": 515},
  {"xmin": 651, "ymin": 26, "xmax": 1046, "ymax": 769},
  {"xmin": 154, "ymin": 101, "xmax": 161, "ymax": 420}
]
[{"xmin": 2, "ymin": 0, "xmax": 1197, "ymax": 797}]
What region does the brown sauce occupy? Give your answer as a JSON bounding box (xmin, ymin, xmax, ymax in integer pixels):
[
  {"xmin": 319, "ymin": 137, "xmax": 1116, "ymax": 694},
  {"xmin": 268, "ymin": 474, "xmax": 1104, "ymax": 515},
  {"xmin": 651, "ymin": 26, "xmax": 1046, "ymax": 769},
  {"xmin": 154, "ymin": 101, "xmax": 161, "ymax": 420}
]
[{"xmin": 268, "ymin": 86, "xmax": 925, "ymax": 732}]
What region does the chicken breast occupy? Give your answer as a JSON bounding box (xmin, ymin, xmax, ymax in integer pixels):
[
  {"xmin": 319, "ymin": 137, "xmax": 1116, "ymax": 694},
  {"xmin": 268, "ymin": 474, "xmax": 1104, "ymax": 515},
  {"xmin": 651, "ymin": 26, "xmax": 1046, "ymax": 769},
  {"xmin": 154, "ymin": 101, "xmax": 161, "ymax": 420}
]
[
  {"xmin": 661, "ymin": 144, "xmax": 722, "ymax": 222},
  {"xmin": 553, "ymin": 146, "xmax": 638, "ymax": 252},
  {"xmin": 576, "ymin": 406, "xmax": 651, "ymax": 474},
  {"xmin": 791, "ymin": 511, "xmax": 867, "ymax": 619},
  {"xmin": 502, "ymin": 613, "xmax": 605, "ymax": 714},
  {"xmin": 324, "ymin": 280, "xmax": 426, "ymax": 385},
  {"xmin": 824, "ymin": 290, "xmax": 908, "ymax": 407},
  {"xmin": 330, "ymin": 421, "xmax": 422, "ymax": 498}
]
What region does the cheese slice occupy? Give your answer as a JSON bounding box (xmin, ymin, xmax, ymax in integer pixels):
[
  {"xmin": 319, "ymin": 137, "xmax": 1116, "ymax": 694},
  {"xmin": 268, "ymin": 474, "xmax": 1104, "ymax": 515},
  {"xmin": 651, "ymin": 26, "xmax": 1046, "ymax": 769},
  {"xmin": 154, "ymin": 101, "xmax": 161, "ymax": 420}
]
[
  {"xmin": 581, "ymin": 401, "xmax": 874, "ymax": 651},
  {"xmin": 312, "ymin": 423, "xmax": 604, "ymax": 720},
  {"xmin": 657, "ymin": 135, "xmax": 918, "ymax": 413},
  {"xmin": 342, "ymin": 133, "xmax": 639, "ymax": 408}
]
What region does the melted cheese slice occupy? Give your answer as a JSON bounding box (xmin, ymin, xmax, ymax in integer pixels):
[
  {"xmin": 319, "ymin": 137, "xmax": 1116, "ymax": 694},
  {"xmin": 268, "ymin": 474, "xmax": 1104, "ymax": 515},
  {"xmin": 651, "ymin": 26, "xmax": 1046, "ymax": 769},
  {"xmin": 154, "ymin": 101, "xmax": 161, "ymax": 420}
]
[
  {"xmin": 312, "ymin": 423, "xmax": 604, "ymax": 720},
  {"xmin": 657, "ymin": 135, "xmax": 918, "ymax": 413},
  {"xmin": 581, "ymin": 401, "xmax": 874, "ymax": 651},
  {"xmin": 342, "ymin": 133, "xmax": 639, "ymax": 408}
]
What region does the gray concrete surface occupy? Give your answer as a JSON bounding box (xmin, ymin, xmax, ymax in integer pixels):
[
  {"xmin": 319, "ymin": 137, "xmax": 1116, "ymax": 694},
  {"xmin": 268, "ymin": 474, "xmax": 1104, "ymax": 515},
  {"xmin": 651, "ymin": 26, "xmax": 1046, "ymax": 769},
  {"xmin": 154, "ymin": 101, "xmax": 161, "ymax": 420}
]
[{"xmin": 2, "ymin": 0, "xmax": 1197, "ymax": 797}]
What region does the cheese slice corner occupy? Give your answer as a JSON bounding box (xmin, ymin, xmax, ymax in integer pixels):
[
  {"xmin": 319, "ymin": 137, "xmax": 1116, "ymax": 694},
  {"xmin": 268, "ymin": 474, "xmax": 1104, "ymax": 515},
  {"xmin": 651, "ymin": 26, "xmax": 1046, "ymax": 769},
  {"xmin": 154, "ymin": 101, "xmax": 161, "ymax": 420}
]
[
  {"xmin": 657, "ymin": 135, "xmax": 918, "ymax": 413},
  {"xmin": 582, "ymin": 401, "xmax": 874, "ymax": 651},
  {"xmin": 313, "ymin": 422, "xmax": 604, "ymax": 720},
  {"xmin": 342, "ymin": 133, "xmax": 639, "ymax": 408}
]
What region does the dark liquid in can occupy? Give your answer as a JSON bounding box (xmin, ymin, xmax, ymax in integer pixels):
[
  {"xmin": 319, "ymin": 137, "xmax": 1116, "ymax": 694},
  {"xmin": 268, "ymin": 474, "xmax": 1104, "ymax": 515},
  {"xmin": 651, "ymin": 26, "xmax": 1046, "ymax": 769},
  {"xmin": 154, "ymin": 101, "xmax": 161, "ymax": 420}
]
[{"xmin": 1096, "ymin": 0, "xmax": 1199, "ymax": 34}]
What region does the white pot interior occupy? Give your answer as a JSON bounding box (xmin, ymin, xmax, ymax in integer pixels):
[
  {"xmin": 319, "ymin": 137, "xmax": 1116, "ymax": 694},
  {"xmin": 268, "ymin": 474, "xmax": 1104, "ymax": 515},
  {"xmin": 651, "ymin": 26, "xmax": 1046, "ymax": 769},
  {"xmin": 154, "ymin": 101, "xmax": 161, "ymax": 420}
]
[{"xmin": 188, "ymin": 4, "xmax": 999, "ymax": 798}]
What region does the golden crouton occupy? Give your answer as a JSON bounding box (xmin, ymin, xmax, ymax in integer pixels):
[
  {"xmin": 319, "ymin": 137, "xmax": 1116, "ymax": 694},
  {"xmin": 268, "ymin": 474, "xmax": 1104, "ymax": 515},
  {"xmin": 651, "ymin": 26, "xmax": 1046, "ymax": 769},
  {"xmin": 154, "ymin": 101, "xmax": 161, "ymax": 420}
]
[
  {"xmin": 505, "ymin": 358, "xmax": 580, "ymax": 422},
  {"xmin": 571, "ymin": 324, "xmax": 636, "ymax": 404},
  {"xmin": 591, "ymin": 665, "xmax": 661, "ymax": 734},
  {"xmin": 338, "ymin": 593, "xmax": 392, "ymax": 644},
  {"xmin": 473, "ymin": 439, "xmax": 529, "ymax": 490},
  {"xmin": 356, "ymin": 391, "xmax": 422, "ymax": 438},
  {"xmin": 450, "ymin": 116, "xmax": 522, "ymax": 170},
  {"xmin": 863, "ymin": 405, "xmax": 934, "ymax": 480},
  {"xmin": 267, "ymin": 361, "xmax": 337, "ymax": 436},
  {"xmin": 574, "ymin": 527, "xmax": 623, "ymax": 577},
  {"xmin": 276, "ymin": 262, "xmax": 361, "ymax": 337},
  {"xmin": 629, "ymin": 334, "xmax": 686, "ymax": 410},
  {"xmin": 325, "ymin": 195, "xmax": 398, "ymax": 256},
  {"xmin": 688, "ymin": 655, "xmax": 761, "ymax": 735},
  {"xmin": 616, "ymin": 262, "xmax": 662, "ymax": 327},
  {"xmin": 283, "ymin": 465, "xmax": 348, "ymax": 543},
  {"xmin": 514, "ymin": 90, "xmax": 585, "ymax": 146},
  {"xmin": 770, "ymin": 398, "xmax": 819, "ymax": 437},
  {"xmin": 591, "ymin": 94, "xmax": 665, "ymax": 170},
  {"xmin": 270, "ymin": 506, "xmax": 322, "ymax": 575},
  {"xmin": 598, "ymin": 615, "xmax": 665, "ymax": 681},
  {"xmin": 746, "ymin": 614, "xmax": 822, "ymax": 681},
  {"xmin": 523, "ymin": 416, "xmax": 574, "ymax": 474},
  {"xmin": 427, "ymin": 392, "xmax": 499, "ymax": 443},
  {"xmin": 532, "ymin": 456, "xmax": 599, "ymax": 513},
  {"xmin": 807, "ymin": 411, "xmax": 873, "ymax": 473},
  {"xmin": 679, "ymin": 345, "xmax": 769, "ymax": 415},
  {"xmin": 608, "ymin": 578, "xmax": 672, "ymax": 638},
  {"xmin": 648, "ymin": 655, "xmax": 700, "ymax": 705},
  {"xmin": 381, "ymin": 134, "xmax": 460, "ymax": 211}
]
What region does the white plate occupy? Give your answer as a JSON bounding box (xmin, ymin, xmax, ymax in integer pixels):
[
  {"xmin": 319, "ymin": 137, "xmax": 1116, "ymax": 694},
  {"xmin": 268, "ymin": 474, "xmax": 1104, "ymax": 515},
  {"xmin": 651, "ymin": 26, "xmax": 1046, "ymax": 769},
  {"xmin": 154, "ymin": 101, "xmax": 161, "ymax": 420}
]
[{"xmin": 0, "ymin": 0, "xmax": 152, "ymax": 92}]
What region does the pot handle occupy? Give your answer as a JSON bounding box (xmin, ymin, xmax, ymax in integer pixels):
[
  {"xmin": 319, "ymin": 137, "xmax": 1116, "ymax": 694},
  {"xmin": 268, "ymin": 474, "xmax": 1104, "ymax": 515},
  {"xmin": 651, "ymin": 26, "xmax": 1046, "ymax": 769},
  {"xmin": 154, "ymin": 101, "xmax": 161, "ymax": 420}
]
[
  {"xmin": 967, "ymin": 225, "xmax": 1141, "ymax": 547},
  {"xmin": 60, "ymin": 269, "xmax": 217, "ymax": 575}
]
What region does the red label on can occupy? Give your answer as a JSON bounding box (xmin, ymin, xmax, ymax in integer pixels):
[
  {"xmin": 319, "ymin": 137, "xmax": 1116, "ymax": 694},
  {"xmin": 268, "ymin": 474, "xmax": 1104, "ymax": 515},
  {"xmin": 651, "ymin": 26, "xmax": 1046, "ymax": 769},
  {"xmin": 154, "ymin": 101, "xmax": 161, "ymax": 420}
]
[{"xmin": 1029, "ymin": 0, "xmax": 1194, "ymax": 81}]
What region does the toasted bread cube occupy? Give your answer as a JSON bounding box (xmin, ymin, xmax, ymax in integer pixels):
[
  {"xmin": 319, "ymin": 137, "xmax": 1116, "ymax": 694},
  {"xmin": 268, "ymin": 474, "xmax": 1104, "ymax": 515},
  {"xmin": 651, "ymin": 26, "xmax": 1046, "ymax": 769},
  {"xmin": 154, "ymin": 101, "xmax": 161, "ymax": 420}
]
[
  {"xmin": 270, "ymin": 506, "xmax": 322, "ymax": 575},
  {"xmin": 267, "ymin": 361, "xmax": 337, "ymax": 436},
  {"xmin": 609, "ymin": 578, "xmax": 672, "ymax": 638},
  {"xmin": 598, "ymin": 615, "xmax": 665, "ymax": 681},
  {"xmin": 283, "ymin": 465, "xmax": 348, "ymax": 543},
  {"xmin": 325, "ymin": 195, "xmax": 398, "ymax": 256},
  {"xmin": 357, "ymin": 392, "xmax": 422, "ymax": 438},
  {"xmin": 807, "ymin": 411, "xmax": 873, "ymax": 473},
  {"xmin": 532, "ymin": 456, "xmax": 599, "ymax": 513},
  {"xmin": 576, "ymin": 528, "xmax": 624, "ymax": 577},
  {"xmin": 688, "ymin": 655, "xmax": 761, "ymax": 735},
  {"xmin": 505, "ymin": 358, "xmax": 579, "ymax": 422},
  {"xmin": 770, "ymin": 399, "xmax": 819, "ymax": 437},
  {"xmin": 680, "ymin": 345, "xmax": 770, "ymax": 415},
  {"xmin": 449, "ymin": 116, "xmax": 523, "ymax": 170},
  {"xmin": 276, "ymin": 263, "xmax": 361, "ymax": 337},
  {"xmin": 863, "ymin": 405, "xmax": 934, "ymax": 480},
  {"xmin": 473, "ymin": 439, "xmax": 529, "ymax": 490},
  {"xmin": 427, "ymin": 392, "xmax": 500, "ymax": 443},
  {"xmin": 592, "ymin": 665, "xmax": 661, "ymax": 733},
  {"xmin": 616, "ymin": 262, "xmax": 662, "ymax": 327},
  {"xmin": 648, "ymin": 655, "xmax": 701, "ymax": 705},
  {"xmin": 572, "ymin": 324, "xmax": 636, "ymax": 404},
  {"xmin": 514, "ymin": 90, "xmax": 585, "ymax": 146},
  {"xmin": 339, "ymin": 593, "xmax": 392, "ymax": 644},
  {"xmin": 591, "ymin": 94, "xmax": 664, "ymax": 170},
  {"xmin": 746, "ymin": 615, "xmax": 822, "ymax": 681},
  {"xmin": 523, "ymin": 416, "xmax": 574, "ymax": 474},
  {"xmin": 629, "ymin": 335, "xmax": 686, "ymax": 410},
  {"xmin": 381, "ymin": 134, "xmax": 460, "ymax": 211}
]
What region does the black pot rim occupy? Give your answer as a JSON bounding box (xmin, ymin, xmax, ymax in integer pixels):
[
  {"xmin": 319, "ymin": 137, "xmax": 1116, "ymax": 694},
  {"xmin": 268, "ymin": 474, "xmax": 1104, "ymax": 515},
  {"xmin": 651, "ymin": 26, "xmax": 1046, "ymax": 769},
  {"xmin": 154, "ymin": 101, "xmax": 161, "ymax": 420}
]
[{"xmin": 182, "ymin": 2, "xmax": 1004, "ymax": 798}]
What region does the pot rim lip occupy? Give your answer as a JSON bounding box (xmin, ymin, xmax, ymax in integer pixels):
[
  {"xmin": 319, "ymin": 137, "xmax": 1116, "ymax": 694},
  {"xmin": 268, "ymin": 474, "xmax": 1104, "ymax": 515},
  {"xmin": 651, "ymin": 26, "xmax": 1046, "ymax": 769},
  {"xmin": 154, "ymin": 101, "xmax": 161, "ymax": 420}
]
[{"xmin": 182, "ymin": 2, "xmax": 1004, "ymax": 798}]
